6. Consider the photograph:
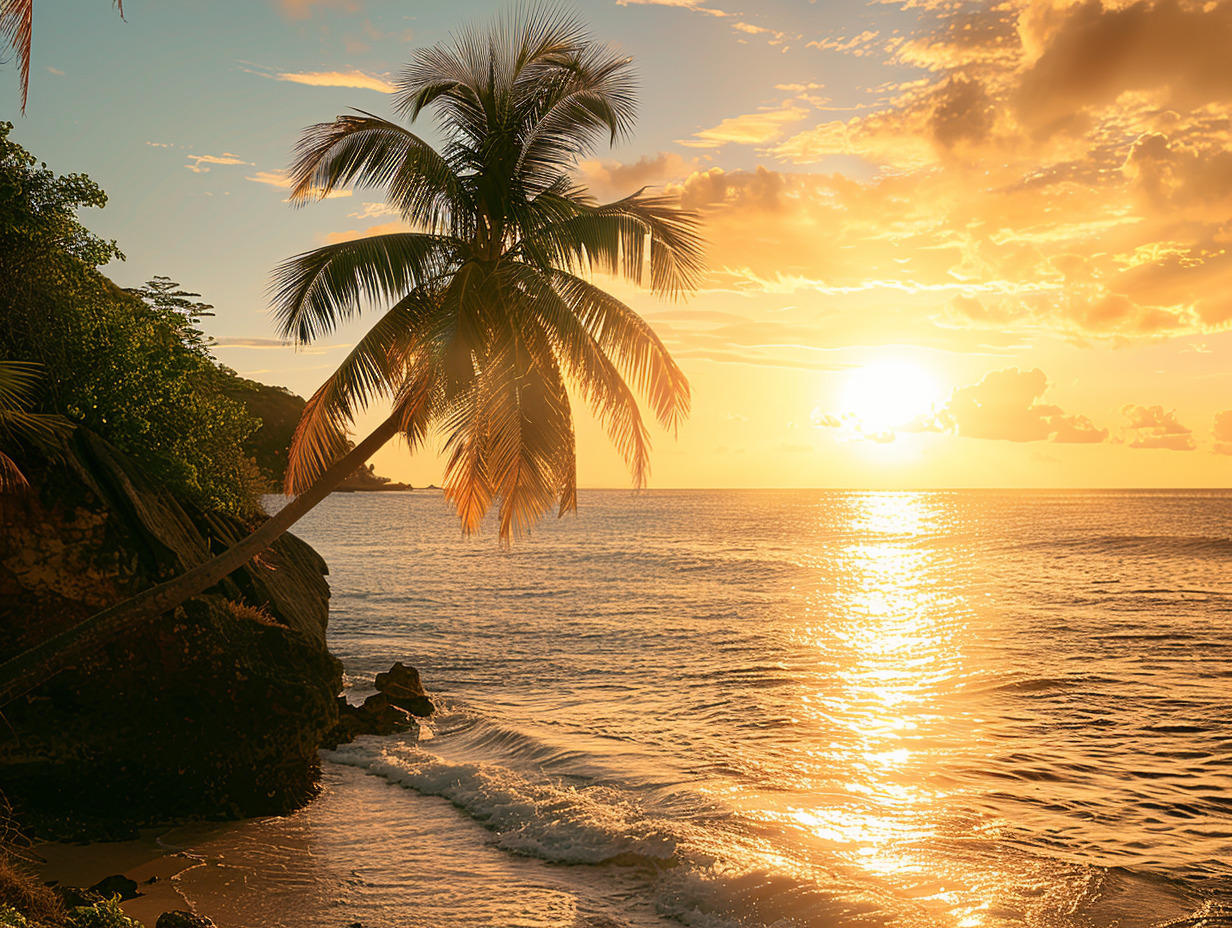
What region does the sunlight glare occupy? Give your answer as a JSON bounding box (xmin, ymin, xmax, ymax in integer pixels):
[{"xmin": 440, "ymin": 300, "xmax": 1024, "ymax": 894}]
[{"xmin": 841, "ymin": 362, "xmax": 940, "ymax": 437}]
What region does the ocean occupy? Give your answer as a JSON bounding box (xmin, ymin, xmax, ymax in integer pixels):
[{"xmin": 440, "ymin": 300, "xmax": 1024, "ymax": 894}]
[{"xmin": 163, "ymin": 490, "xmax": 1230, "ymax": 927}]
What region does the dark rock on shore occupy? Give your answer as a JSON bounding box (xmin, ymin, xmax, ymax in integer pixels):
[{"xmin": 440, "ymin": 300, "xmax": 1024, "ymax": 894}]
[
  {"xmin": 375, "ymin": 662, "xmax": 434, "ymax": 717},
  {"xmin": 87, "ymin": 876, "xmax": 139, "ymax": 901},
  {"xmin": 156, "ymin": 911, "xmax": 216, "ymax": 928},
  {"xmin": 0, "ymin": 430, "xmax": 342, "ymax": 839}
]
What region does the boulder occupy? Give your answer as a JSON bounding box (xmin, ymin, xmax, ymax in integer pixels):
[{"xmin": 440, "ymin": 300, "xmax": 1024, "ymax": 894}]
[
  {"xmin": 0, "ymin": 430, "xmax": 342, "ymax": 838},
  {"xmin": 87, "ymin": 875, "xmax": 139, "ymax": 901},
  {"xmin": 156, "ymin": 911, "xmax": 216, "ymax": 928},
  {"xmin": 355, "ymin": 693, "xmax": 415, "ymax": 734},
  {"xmin": 54, "ymin": 886, "xmax": 105, "ymax": 909},
  {"xmin": 374, "ymin": 662, "xmax": 434, "ymax": 717}
]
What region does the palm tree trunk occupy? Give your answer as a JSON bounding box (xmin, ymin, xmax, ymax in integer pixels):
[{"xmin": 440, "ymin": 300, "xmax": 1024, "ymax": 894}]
[{"xmin": 0, "ymin": 411, "xmax": 403, "ymax": 707}]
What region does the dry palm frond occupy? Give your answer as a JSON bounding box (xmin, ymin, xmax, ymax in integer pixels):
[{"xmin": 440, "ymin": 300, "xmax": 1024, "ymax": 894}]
[{"xmin": 1, "ymin": 0, "xmax": 124, "ymax": 112}]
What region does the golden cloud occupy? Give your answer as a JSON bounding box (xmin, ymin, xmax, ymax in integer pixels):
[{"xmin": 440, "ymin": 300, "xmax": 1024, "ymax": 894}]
[
  {"xmin": 614, "ymin": 0, "xmax": 730, "ymax": 16},
  {"xmin": 322, "ymin": 221, "xmax": 412, "ymax": 245},
  {"xmin": 576, "ymin": 151, "xmax": 704, "ymax": 201},
  {"xmin": 185, "ymin": 153, "xmax": 252, "ymax": 174},
  {"xmin": 277, "ymin": 0, "xmax": 361, "ymax": 20},
  {"xmin": 940, "ymin": 368, "xmax": 1108, "ymax": 443},
  {"xmin": 1213, "ymin": 410, "xmax": 1232, "ymax": 455},
  {"xmin": 246, "ymin": 169, "xmax": 352, "ymax": 199},
  {"xmin": 684, "ymin": 102, "xmax": 810, "ymax": 148},
  {"xmin": 271, "ymin": 69, "xmax": 395, "ymax": 93},
  {"xmin": 1121, "ymin": 403, "xmax": 1197, "ymax": 450}
]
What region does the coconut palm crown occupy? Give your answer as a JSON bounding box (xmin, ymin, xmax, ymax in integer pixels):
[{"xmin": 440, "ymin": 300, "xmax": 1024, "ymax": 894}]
[{"xmin": 272, "ymin": 10, "xmax": 703, "ymax": 539}]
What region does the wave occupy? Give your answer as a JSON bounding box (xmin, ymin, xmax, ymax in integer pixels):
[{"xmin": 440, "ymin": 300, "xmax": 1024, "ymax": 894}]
[
  {"xmin": 324, "ymin": 729, "xmax": 1224, "ymax": 928},
  {"xmin": 1016, "ymin": 534, "xmax": 1232, "ymax": 559},
  {"xmin": 325, "ymin": 737, "xmax": 681, "ymax": 867}
]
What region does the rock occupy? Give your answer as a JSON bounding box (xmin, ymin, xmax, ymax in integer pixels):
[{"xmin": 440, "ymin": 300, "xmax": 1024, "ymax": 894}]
[
  {"xmin": 374, "ymin": 662, "xmax": 434, "ymax": 717},
  {"xmin": 355, "ymin": 693, "xmax": 414, "ymax": 735},
  {"xmin": 156, "ymin": 911, "xmax": 216, "ymax": 928},
  {"xmin": 0, "ymin": 430, "xmax": 343, "ymax": 839},
  {"xmin": 55, "ymin": 886, "xmax": 105, "ymax": 909},
  {"xmin": 88, "ymin": 875, "xmax": 139, "ymax": 901},
  {"xmin": 323, "ymin": 690, "xmax": 422, "ymax": 747}
]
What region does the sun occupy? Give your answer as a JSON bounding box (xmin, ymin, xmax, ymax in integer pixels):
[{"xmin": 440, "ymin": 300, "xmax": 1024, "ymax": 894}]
[{"xmin": 841, "ymin": 362, "xmax": 941, "ymax": 436}]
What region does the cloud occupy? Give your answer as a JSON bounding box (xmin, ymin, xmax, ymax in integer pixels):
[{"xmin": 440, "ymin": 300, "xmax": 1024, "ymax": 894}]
[
  {"xmin": 684, "ymin": 103, "xmax": 810, "ymax": 148},
  {"xmin": 213, "ymin": 337, "xmax": 288, "ymax": 349},
  {"xmin": 929, "ymin": 368, "xmax": 1107, "ymax": 443},
  {"xmin": 214, "ymin": 336, "xmax": 342, "ymax": 356},
  {"xmin": 808, "ymin": 29, "xmax": 882, "ymax": 57},
  {"xmin": 347, "ymin": 201, "xmax": 401, "ymax": 220},
  {"xmin": 1015, "ymin": 0, "xmax": 1232, "ymax": 132},
  {"xmin": 263, "ymin": 69, "xmax": 396, "ymax": 93},
  {"xmin": 576, "ymin": 151, "xmax": 704, "ymax": 200},
  {"xmin": 185, "ymin": 153, "xmax": 252, "ymax": 174},
  {"xmin": 1121, "ymin": 404, "xmax": 1196, "ymax": 450},
  {"xmin": 277, "ymin": 0, "xmax": 361, "ymax": 20},
  {"xmin": 1213, "ymin": 410, "xmax": 1232, "ymax": 455},
  {"xmin": 245, "ymin": 169, "xmax": 353, "ymax": 199},
  {"xmin": 614, "ymin": 0, "xmax": 730, "ymax": 16},
  {"xmin": 323, "ymin": 221, "xmax": 412, "ymax": 245}
]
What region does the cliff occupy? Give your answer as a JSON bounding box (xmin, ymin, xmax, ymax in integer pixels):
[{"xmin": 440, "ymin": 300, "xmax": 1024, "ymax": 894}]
[{"xmin": 0, "ymin": 429, "xmax": 342, "ymax": 838}]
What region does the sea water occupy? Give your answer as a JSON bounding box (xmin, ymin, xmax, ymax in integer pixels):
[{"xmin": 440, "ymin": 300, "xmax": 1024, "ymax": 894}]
[{"xmin": 169, "ymin": 490, "xmax": 1231, "ymax": 927}]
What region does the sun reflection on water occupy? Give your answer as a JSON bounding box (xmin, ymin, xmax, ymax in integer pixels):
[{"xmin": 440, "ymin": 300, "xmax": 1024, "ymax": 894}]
[{"xmin": 785, "ymin": 491, "xmax": 1004, "ymax": 925}]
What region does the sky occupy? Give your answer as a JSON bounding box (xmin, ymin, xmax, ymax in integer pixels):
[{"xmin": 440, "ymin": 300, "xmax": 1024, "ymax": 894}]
[{"xmin": 4, "ymin": 0, "xmax": 1231, "ymax": 489}]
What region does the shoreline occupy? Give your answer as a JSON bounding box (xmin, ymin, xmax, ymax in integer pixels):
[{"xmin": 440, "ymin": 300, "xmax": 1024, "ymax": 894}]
[{"xmin": 32, "ymin": 828, "xmax": 213, "ymax": 926}]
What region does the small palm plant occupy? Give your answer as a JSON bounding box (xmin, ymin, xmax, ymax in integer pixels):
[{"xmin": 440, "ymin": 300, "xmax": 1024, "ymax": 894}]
[
  {"xmin": 0, "ymin": 361, "xmax": 69, "ymax": 492},
  {"xmin": 0, "ymin": 9, "xmax": 703, "ymax": 703}
]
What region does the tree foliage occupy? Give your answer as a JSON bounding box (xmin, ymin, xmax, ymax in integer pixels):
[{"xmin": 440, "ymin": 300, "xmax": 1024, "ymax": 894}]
[{"xmin": 0, "ymin": 122, "xmax": 260, "ymax": 514}]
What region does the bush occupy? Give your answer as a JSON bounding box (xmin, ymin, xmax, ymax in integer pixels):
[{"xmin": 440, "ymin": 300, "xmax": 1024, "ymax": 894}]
[{"xmin": 0, "ymin": 121, "xmax": 261, "ymax": 515}]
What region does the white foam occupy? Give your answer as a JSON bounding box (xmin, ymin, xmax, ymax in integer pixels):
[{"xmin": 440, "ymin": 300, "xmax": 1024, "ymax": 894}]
[{"xmin": 325, "ymin": 739, "xmax": 679, "ymax": 866}]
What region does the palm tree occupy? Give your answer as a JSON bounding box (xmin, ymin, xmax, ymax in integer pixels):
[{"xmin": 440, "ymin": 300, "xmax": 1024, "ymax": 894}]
[
  {"xmin": 0, "ymin": 0, "xmax": 125, "ymax": 113},
  {"xmin": 0, "ymin": 9, "xmax": 703, "ymax": 705}
]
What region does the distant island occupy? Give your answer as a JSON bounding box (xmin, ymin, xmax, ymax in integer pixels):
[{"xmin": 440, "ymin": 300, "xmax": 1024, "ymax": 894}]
[
  {"xmin": 334, "ymin": 462, "xmax": 412, "ymax": 492},
  {"xmin": 224, "ymin": 378, "xmax": 411, "ymax": 492}
]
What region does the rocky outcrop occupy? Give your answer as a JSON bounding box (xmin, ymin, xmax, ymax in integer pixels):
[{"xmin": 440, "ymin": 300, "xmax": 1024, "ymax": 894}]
[
  {"xmin": 0, "ymin": 430, "xmax": 342, "ymax": 838},
  {"xmin": 323, "ymin": 663, "xmax": 435, "ymax": 748}
]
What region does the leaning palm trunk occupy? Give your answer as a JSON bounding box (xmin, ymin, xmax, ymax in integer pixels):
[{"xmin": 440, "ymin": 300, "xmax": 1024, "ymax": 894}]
[
  {"xmin": 0, "ymin": 10, "xmax": 703, "ymax": 706},
  {"xmin": 0, "ymin": 412, "xmax": 399, "ymax": 706}
]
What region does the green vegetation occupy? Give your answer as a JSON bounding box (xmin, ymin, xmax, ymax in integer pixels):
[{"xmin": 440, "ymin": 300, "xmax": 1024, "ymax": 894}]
[
  {"xmin": 0, "ymin": 121, "xmax": 261, "ymax": 515},
  {"xmin": 218, "ymin": 376, "xmax": 305, "ymax": 491}
]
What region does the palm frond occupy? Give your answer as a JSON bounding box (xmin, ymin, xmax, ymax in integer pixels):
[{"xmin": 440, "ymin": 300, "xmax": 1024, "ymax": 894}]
[
  {"xmin": 513, "ymin": 191, "xmax": 705, "ymax": 298},
  {"xmin": 548, "ymin": 269, "xmax": 690, "ymax": 432},
  {"xmin": 1, "ymin": 0, "xmax": 122, "ymax": 113},
  {"xmin": 514, "ymin": 42, "xmax": 637, "ymax": 189},
  {"xmin": 0, "ymin": 0, "xmax": 32, "ymax": 113},
  {"xmin": 284, "ymin": 292, "xmax": 441, "ymax": 493},
  {"xmin": 501, "ymin": 263, "xmax": 654, "ymax": 485},
  {"xmin": 0, "ymin": 360, "xmax": 72, "ymax": 441},
  {"xmin": 0, "ymin": 360, "xmax": 72, "ymax": 492},
  {"xmin": 287, "ymin": 112, "xmax": 468, "ymax": 233},
  {"xmin": 270, "ymin": 232, "xmax": 461, "ymax": 344}
]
